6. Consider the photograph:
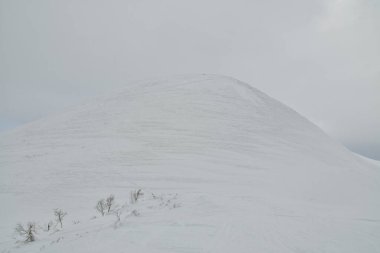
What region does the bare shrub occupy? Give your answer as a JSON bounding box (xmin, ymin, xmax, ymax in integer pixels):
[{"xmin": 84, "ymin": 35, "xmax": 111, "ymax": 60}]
[
  {"xmin": 131, "ymin": 209, "xmax": 140, "ymax": 216},
  {"xmin": 15, "ymin": 223, "xmax": 36, "ymax": 242},
  {"xmin": 96, "ymin": 199, "xmax": 106, "ymax": 216},
  {"xmin": 171, "ymin": 203, "xmax": 181, "ymax": 209},
  {"xmin": 54, "ymin": 209, "xmax": 67, "ymax": 228},
  {"xmin": 106, "ymin": 194, "xmax": 115, "ymax": 213},
  {"xmin": 113, "ymin": 209, "xmax": 122, "ymax": 228},
  {"xmin": 130, "ymin": 189, "xmax": 143, "ymax": 204}
]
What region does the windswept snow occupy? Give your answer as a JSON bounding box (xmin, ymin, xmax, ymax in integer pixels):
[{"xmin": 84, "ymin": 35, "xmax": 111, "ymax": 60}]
[{"xmin": 0, "ymin": 74, "xmax": 379, "ymax": 252}]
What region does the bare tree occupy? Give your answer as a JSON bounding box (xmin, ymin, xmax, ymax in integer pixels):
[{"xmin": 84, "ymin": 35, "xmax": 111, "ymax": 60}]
[
  {"xmin": 54, "ymin": 209, "xmax": 67, "ymax": 229},
  {"xmin": 130, "ymin": 189, "xmax": 143, "ymax": 204},
  {"xmin": 96, "ymin": 199, "xmax": 106, "ymax": 216},
  {"xmin": 106, "ymin": 194, "xmax": 115, "ymax": 213},
  {"xmin": 15, "ymin": 223, "xmax": 36, "ymax": 242}
]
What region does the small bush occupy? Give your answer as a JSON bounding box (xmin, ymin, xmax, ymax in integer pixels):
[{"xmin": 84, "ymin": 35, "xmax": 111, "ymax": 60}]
[
  {"xmin": 106, "ymin": 194, "xmax": 115, "ymax": 213},
  {"xmin": 130, "ymin": 189, "xmax": 143, "ymax": 204},
  {"xmin": 96, "ymin": 199, "xmax": 106, "ymax": 216},
  {"xmin": 113, "ymin": 209, "xmax": 122, "ymax": 228},
  {"xmin": 131, "ymin": 209, "xmax": 140, "ymax": 216},
  {"xmin": 15, "ymin": 223, "xmax": 36, "ymax": 242}
]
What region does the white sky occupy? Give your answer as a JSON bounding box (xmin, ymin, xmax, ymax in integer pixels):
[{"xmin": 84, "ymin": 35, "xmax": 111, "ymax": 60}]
[{"xmin": 0, "ymin": 0, "xmax": 379, "ymax": 159}]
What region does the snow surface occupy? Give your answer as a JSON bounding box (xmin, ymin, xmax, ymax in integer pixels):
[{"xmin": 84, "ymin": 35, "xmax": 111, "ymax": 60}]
[{"xmin": 0, "ymin": 74, "xmax": 379, "ymax": 252}]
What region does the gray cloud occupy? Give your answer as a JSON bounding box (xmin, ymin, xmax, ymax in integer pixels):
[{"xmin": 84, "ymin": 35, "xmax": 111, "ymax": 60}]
[{"xmin": 0, "ymin": 0, "xmax": 379, "ymax": 158}]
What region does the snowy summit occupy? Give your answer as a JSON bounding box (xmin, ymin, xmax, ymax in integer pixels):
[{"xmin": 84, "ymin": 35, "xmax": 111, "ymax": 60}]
[{"xmin": 0, "ymin": 74, "xmax": 379, "ymax": 252}]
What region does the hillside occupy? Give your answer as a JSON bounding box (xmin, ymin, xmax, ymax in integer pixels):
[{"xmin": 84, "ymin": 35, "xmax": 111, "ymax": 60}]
[{"xmin": 0, "ymin": 74, "xmax": 379, "ymax": 252}]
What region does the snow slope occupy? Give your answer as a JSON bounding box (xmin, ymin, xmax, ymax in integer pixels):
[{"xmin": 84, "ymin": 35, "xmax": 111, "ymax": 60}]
[{"xmin": 0, "ymin": 74, "xmax": 379, "ymax": 252}]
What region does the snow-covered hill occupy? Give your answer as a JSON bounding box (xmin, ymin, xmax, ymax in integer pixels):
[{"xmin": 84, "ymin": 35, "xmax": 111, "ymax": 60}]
[{"xmin": 1, "ymin": 74, "xmax": 379, "ymax": 252}]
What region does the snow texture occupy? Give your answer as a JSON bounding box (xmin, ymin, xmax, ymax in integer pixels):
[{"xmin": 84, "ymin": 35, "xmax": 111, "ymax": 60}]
[{"xmin": 0, "ymin": 74, "xmax": 379, "ymax": 252}]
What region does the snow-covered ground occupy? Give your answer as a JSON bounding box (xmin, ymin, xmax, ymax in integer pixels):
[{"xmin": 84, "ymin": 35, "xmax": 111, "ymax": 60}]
[{"xmin": 0, "ymin": 74, "xmax": 379, "ymax": 252}]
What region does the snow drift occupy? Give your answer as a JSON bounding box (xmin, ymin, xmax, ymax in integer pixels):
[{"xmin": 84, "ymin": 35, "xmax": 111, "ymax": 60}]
[{"xmin": 0, "ymin": 74, "xmax": 379, "ymax": 252}]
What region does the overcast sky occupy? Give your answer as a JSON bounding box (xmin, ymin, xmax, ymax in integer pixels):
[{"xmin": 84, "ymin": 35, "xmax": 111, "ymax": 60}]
[{"xmin": 0, "ymin": 0, "xmax": 379, "ymax": 159}]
